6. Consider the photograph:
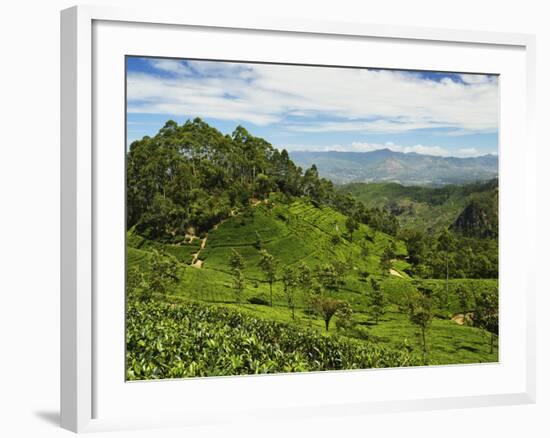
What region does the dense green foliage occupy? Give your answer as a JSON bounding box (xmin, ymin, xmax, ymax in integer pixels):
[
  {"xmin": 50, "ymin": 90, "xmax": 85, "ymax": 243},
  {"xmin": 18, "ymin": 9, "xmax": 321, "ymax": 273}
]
[
  {"xmin": 399, "ymin": 228, "xmax": 498, "ymax": 279},
  {"xmin": 127, "ymin": 118, "xmax": 398, "ymax": 240},
  {"xmin": 126, "ymin": 299, "xmax": 421, "ymax": 379},
  {"xmin": 127, "ymin": 249, "xmax": 179, "ymax": 301},
  {"xmin": 452, "ymin": 193, "xmax": 498, "ymax": 238},
  {"xmin": 342, "ymin": 179, "xmax": 498, "ymax": 232},
  {"xmin": 339, "ymin": 179, "xmax": 499, "ymax": 279}
]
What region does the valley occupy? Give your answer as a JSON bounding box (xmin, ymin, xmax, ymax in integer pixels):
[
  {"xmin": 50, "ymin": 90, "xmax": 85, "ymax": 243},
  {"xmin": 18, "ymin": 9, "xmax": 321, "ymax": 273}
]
[{"xmin": 341, "ymin": 179, "xmax": 498, "ymax": 233}]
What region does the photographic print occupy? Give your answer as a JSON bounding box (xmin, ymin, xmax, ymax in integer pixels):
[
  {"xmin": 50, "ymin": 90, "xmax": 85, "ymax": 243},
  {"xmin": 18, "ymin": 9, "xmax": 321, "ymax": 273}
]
[{"xmin": 125, "ymin": 57, "xmax": 499, "ymax": 380}]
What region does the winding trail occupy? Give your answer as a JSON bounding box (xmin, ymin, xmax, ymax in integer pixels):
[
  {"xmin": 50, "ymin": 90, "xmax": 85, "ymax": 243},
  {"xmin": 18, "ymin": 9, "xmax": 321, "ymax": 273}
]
[
  {"xmin": 191, "ymin": 236, "xmax": 207, "ymax": 268},
  {"xmin": 389, "ymin": 268, "xmax": 404, "ymax": 278},
  {"xmin": 189, "ymin": 198, "xmax": 267, "ymax": 269}
]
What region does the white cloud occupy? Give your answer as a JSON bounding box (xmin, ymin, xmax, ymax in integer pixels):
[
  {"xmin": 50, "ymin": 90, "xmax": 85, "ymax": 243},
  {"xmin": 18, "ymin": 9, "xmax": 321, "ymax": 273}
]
[
  {"xmin": 456, "ymin": 148, "xmax": 482, "ymax": 157},
  {"xmin": 149, "ymin": 59, "xmax": 194, "ymax": 76},
  {"xmin": 127, "ymin": 59, "xmax": 499, "ymax": 135},
  {"xmin": 282, "ymin": 141, "xmax": 483, "ymax": 158},
  {"xmin": 459, "ymin": 74, "xmax": 497, "ymax": 85},
  {"xmin": 284, "ymin": 118, "xmax": 455, "ymax": 134}
]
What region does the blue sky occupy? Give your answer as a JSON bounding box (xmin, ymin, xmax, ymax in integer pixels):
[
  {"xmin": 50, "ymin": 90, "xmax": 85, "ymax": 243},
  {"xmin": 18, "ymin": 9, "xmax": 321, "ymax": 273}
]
[{"xmin": 126, "ymin": 57, "xmax": 499, "ymax": 157}]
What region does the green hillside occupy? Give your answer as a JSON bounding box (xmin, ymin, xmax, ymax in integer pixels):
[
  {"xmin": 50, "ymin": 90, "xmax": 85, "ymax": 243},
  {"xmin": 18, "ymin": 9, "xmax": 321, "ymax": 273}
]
[
  {"xmin": 125, "ymin": 119, "xmax": 499, "ymax": 378},
  {"xmin": 129, "ymin": 197, "xmax": 408, "ymax": 302},
  {"xmin": 127, "ymin": 196, "xmax": 498, "ymax": 369},
  {"xmin": 201, "ymin": 199, "xmax": 405, "ymax": 276},
  {"xmin": 340, "ymin": 179, "xmax": 498, "ymax": 232}
]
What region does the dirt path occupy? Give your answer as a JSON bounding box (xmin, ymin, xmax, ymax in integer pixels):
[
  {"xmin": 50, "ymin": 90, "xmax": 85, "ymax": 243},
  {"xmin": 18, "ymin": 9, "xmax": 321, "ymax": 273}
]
[
  {"xmin": 189, "ymin": 199, "xmax": 263, "ymax": 268},
  {"xmin": 451, "ymin": 313, "xmax": 473, "ymax": 326},
  {"xmin": 389, "ymin": 268, "xmax": 404, "ymax": 278},
  {"xmin": 191, "ymin": 236, "xmax": 208, "ymax": 268},
  {"xmin": 176, "ymin": 233, "xmax": 199, "ymax": 246}
]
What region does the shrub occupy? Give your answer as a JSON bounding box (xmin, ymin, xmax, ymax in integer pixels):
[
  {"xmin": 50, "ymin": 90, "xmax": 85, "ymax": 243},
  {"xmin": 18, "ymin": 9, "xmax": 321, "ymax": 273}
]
[
  {"xmin": 347, "ymin": 325, "xmax": 372, "ymax": 341},
  {"xmin": 335, "ymin": 302, "xmax": 355, "ymax": 331},
  {"xmin": 126, "ymin": 299, "xmax": 421, "ymax": 380},
  {"xmin": 248, "ymin": 296, "xmax": 270, "ymax": 306},
  {"xmin": 330, "ymin": 234, "xmax": 341, "ymax": 245},
  {"xmin": 358, "ymin": 270, "xmax": 369, "ymax": 282}
]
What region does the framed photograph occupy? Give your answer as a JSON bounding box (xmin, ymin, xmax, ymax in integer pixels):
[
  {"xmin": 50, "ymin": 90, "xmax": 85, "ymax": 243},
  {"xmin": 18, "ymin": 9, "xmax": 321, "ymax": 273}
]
[{"xmin": 61, "ymin": 5, "xmax": 536, "ymax": 433}]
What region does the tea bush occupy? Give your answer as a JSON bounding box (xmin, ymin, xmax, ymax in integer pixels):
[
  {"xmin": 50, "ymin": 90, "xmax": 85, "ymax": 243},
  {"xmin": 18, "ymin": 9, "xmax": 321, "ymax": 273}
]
[{"xmin": 126, "ymin": 299, "xmax": 421, "ymax": 380}]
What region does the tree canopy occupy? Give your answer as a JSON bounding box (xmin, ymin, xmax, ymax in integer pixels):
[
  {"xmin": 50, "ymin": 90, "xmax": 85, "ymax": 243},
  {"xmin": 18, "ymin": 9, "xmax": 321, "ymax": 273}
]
[{"xmin": 127, "ymin": 118, "xmax": 401, "ymax": 240}]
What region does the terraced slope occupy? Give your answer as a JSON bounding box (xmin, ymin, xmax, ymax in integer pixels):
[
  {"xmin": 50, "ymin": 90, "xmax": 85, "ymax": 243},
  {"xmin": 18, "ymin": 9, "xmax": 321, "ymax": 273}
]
[
  {"xmin": 127, "ymin": 197, "xmax": 498, "ymax": 366},
  {"xmin": 201, "ymin": 200, "xmax": 405, "ymax": 276},
  {"xmin": 128, "ymin": 198, "xmax": 407, "ymax": 304}
]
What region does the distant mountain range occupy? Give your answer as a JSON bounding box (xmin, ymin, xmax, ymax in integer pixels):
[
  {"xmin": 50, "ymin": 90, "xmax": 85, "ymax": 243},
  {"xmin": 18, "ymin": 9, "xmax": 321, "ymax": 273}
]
[{"xmin": 289, "ymin": 149, "xmax": 498, "ymax": 186}]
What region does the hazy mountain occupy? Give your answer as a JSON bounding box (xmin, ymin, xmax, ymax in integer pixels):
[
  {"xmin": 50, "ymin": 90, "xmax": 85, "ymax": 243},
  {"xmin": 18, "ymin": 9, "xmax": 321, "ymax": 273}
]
[{"xmin": 289, "ymin": 149, "xmax": 498, "ymax": 186}]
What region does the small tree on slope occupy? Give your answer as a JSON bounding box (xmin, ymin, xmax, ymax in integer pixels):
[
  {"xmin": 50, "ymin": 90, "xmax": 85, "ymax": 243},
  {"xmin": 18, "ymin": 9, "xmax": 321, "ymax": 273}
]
[
  {"xmin": 259, "ymin": 249, "xmax": 278, "ymax": 306},
  {"xmin": 367, "ymin": 278, "xmax": 386, "ymax": 324},
  {"xmin": 229, "ymin": 249, "xmax": 246, "ymax": 304},
  {"xmin": 408, "ymin": 291, "xmax": 433, "ymax": 364},
  {"xmin": 473, "ymin": 289, "xmax": 498, "ymax": 354},
  {"xmin": 282, "ymin": 266, "xmax": 298, "ymax": 319},
  {"xmin": 312, "ymin": 295, "xmax": 346, "ymax": 331}
]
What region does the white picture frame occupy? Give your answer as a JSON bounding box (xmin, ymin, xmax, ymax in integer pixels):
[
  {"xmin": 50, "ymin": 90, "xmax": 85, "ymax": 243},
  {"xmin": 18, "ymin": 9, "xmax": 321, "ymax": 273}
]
[{"xmin": 60, "ymin": 4, "xmax": 537, "ymax": 433}]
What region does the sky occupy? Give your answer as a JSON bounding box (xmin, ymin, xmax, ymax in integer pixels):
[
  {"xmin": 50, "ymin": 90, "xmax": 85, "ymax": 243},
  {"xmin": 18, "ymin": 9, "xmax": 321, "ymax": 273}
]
[{"xmin": 126, "ymin": 57, "xmax": 499, "ymax": 157}]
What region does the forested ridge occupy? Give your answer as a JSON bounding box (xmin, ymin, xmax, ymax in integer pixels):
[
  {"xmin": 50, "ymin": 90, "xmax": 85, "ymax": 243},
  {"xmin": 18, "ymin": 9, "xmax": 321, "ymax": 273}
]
[
  {"xmin": 341, "ymin": 179, "xmax": 499, "ymax": 279},
  {"xmin": 127, "ymin": 118, "xmax": 399, "ymax": 240}
]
